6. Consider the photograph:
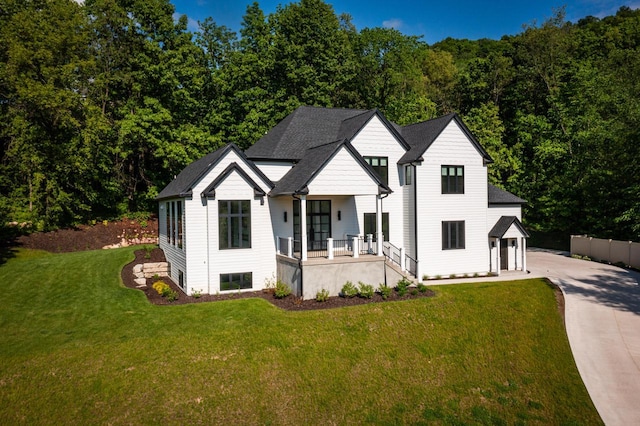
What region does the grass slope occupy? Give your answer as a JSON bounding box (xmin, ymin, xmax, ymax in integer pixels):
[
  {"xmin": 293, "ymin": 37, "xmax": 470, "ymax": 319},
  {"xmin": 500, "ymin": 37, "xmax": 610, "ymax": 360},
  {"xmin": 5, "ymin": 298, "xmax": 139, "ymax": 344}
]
[{"xmin": 0, "ymin": 248, "xmax": 601, "ymax": 425}]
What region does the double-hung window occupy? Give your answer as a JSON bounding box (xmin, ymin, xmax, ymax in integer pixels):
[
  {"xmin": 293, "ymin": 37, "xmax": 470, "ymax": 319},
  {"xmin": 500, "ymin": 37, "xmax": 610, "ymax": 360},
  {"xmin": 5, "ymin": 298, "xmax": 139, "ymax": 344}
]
[
  {"xmin": 442, "ymin": 221, "xmax": 465, "ymax": 250},
  {"xmin": 441, "ymin": 165, "xmax": 464, "ymax": 194},
  {"xmin": 219, "ymin": 200, "xmax": 251, "ymax": 249},
  {"xmin": 364, "ymin": 156, "xmax": 388, "ymax": 185}
]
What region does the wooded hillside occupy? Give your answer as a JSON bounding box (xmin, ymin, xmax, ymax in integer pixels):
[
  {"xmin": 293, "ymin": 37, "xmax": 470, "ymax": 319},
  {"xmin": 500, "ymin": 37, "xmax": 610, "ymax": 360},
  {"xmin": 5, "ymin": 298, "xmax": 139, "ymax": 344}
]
[{"xmin": 1, "ymin": 0, "xmax": 638, "ymax": 241}]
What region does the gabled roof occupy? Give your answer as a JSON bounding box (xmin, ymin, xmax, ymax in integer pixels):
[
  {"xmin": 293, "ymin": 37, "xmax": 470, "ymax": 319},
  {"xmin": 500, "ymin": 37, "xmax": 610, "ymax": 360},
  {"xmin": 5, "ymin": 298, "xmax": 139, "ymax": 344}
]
[
  {"xmin": 398, "ymin": 113, "xmax": 493, "ymax": 165},
  {"xmin": 156, "ymin": 143, "xmax": 273, "ymax": 200},
  {"xmin": 245, "ymin": 106, "xmax": 409, "ymax": 161},
  {"xmin": 489, "ymin": 216, "xmax": 530, "ymax": 239},
  {"xmin": 488, "ymin": 184, "xmax": 527, "ymax": 205},
  {"xmin": 201, "ymin": 162, "xmax": 266, "ymax": 199},
  {"xmin": 270, "ymin": 139, "xmax": 392, "ymax": 196}
]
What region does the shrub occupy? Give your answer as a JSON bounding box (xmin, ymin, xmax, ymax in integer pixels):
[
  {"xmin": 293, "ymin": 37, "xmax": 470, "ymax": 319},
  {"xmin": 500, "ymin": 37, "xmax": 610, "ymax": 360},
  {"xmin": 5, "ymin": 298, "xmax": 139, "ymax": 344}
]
[
  {"xmin": 191, "ymin": 289, "xmax": 202, "ymax": 299},
  {"xmin": 417, "ymin": 282, "xmax": 428, "ymax": 293},
  {"xmin": 274, "ymin": 280, "xmax": 291, "ymax": 299},
  {"xmin": 316, "ymin": 288, "xmax": 330, "ymax": 302},
  {"xmin": 166, "ymin": 290, "xmax": 179, "ymax": 302},
  {"xmin": 422, "ymin": 274, "xmax": 428, "ymax": 281},
  {"xmin": 358, "ymin": 281, "xmax": 374, "ymax": 299},
  {"xmin": 396, "ymin": 277, "xmax": 411, "ymax": 296},
  {"xmin": 143, "ymin": 245, "xmax": 154, "ymax": 259},
  {"xmin": 410, "ymin": 289, "xmax": 418, "ymax": 296},
  {"xmin": 435, "ymin": 275, "xmax": 442, "ymax": 280},
  {"xmin": 473, "ymin": 272, "xmax": 480, "ymax": 278},
  {"xmin": 152, "ymin": 281, "xmax": 170, "ymax": 295},
  {"xmin": 378, "ymin": 283, "xmax": 392, "ymax": 300},
  {"xmin": 341, "ymin": 281, "xmax": 358, "ymax": 298},
  {"xmin": 449, "ymin": 274, "xmax": 456, "ymax": 279},
  {"xmin": 161, "ymin": 286, "xmax": 173, "ymax": 298},
  {"xmin": 263, "ymin": 274, "xmax": 277, "ymax": 294}
]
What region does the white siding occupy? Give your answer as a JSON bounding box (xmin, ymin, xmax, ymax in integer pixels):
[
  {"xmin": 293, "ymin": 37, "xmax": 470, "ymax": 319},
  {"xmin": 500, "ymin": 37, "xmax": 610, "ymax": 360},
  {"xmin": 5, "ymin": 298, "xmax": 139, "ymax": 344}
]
[
  {"xmin": 487, "ymin": 204, "xmax": 522, "ymax": 234},
  {"xmin": 254, "ymin": 161, "xmax": 293, "ymax": 182},
  {"xmin": 179, "ymin": 149, "xmax": 275, "ymax": 294},
  {"xmin": 350, "ymin": 115, "xmax": 408, "ymax": 251},
  {"xmin": 415, "ymin": 121, "xmax": 489, "ymax": 277},
  {"xmin": 307, "ymin": 146, "xmax": 381, "ymax": 196},
  {"xmin": 158, "ymin": 200, "xmax": 187, "ymax": 291}
]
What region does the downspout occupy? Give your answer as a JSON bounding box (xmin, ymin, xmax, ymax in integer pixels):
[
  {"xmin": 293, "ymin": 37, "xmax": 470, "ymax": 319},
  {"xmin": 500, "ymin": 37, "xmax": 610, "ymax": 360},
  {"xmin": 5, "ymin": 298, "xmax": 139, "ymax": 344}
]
[{"xmin": 292, "ymin": 194, "xmax": 303, "ymax": 298}]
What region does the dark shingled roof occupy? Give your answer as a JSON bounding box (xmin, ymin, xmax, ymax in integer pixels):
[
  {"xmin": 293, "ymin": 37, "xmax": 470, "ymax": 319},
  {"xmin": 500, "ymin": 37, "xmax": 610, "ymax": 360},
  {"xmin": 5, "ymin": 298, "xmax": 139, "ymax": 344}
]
[
  {"xmin": 201, "ymin": 162, "xmax": 266, "ymax": 199},
  {"xmin": 245, "ymin": 106, "xmax": 369, "ymax": 161},
  {"xmin": 488, "ymin": 184, "xmax": 527, "ymax": 205},
  {"xmin": 399, "ymin": 113, "xmax": 493, "ymax": 164},
  {"xmin": 270, "ymin": 139, "xmax": 392, "ymax": 196},
  {"xmin": 489, "ymin": 216, "xmax": 530, "ymax": 238},
  {"xmin": 156, "ymin": 143, "xmax": 273, "ymax": 200}
]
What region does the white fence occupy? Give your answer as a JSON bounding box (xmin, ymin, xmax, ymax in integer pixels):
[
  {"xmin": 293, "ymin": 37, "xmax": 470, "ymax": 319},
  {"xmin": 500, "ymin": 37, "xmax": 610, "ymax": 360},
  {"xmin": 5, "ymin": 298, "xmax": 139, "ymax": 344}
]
[{"xmin": 571, "ymin": 235, "xmax": 640, "ymax": 269}]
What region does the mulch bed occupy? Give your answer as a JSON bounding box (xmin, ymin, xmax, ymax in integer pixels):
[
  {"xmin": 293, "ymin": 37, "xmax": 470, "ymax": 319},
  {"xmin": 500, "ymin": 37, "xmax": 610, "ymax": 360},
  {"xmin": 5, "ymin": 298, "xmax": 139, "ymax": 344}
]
[
  {"xmin": 14, "ymin": 217, "xmax": 159, "ymax": 253},
  {"xmin": 122, "ymin": 248, "xmax": 436, "ymax": 310}
]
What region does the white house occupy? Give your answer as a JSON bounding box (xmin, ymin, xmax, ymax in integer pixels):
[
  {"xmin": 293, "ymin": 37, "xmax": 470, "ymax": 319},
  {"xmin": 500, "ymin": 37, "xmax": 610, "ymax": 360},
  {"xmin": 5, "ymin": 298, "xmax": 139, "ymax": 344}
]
[{"xmin": 156, "ymin": 106, "xmax": 528, "ymax": 299}]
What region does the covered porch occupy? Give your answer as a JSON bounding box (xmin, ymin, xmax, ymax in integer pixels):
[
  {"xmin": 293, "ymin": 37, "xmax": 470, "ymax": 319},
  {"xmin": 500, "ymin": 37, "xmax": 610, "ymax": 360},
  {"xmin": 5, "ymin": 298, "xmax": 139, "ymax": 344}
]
[{"xmin": 489, "ymin": 216, "xmax": 530, "ymax": 275}]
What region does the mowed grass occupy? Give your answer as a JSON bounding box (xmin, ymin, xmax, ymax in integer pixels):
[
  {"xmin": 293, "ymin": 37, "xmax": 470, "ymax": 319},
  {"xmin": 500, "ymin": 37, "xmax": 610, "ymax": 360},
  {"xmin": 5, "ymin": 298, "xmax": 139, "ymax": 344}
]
[{"xmin": 0, "ymin": 248, "xmax": 600, "ymax": 425}]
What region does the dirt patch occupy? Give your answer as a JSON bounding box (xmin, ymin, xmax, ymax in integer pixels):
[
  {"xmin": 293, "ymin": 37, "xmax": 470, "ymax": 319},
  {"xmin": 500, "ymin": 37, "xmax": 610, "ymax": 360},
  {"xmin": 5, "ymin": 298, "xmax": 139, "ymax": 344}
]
[
  {"xmin": 15, "ymin": 217, "xmax": 158, "ymax": 253},
  {"xmin": 121, "ymin": 248, "xmax": 435, "ymax": 310}
]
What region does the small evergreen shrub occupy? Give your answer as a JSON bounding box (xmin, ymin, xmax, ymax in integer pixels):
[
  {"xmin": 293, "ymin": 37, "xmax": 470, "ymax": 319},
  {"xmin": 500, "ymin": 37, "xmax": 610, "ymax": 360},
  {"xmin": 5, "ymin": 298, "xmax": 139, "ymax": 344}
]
[
  {"xmin": 377, "ymin": 283, "xmax": 392, "ymax": 300},
  {"xmin": 435, "ymin": 275, "xmax": 442, "ymax": 280},
  {"xmin": 274, "ymin": 280, "xmax": 291, "ymax": 299},
  {"xmin": 341, "ymin": 281, "xmax": 358, "ymax": 298},
  {"xmin": 410, "ymin": 288, "xmax": 418, "ymax": 296},
  {"xmin": 417, "ymin": 282, "xmax": 428, "ymax": 293},
  {"xmin": 396, "ymin": 277, "xmax": 411, "ymax": 296},
  {"xmin": 161, "ymin": 286, "xmax": 173, "ymax": 298},
  {"xmin": 152, "ymin": 281, "xmax": 170, "ymax": 295},
  {"xmin": 166, "ymin": 290, "xmax": 179, "ymax": 302},
  {"xmin": 358, "ymin": 281, "xmax": 374, "ymax": 299},
  {"xmin": 473, "ymin": 272, "xmax": 480, "ymax": 278},
  {"xmin": 316, "ymin": 288, "xmax": 330, "ymax": 302}
]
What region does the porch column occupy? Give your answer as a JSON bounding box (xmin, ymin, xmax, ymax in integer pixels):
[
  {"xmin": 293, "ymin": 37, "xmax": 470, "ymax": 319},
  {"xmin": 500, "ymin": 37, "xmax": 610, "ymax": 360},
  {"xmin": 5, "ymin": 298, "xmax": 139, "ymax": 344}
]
[
  {"xmin": 400, "ymin": 247, "xmax": 406, "ymax": 271},
  {"xmin": 287, "ymin": 237, "xmax": 293, "ymax": 258},
  {"xmin": 327, "ymin": 237, "xmax": 334, "ymax": 260},
  {"xmin": 495, "ymin": 238, "xmax": 501, "ymax": 276},
  {"xmin": 352, "ymin": 235, "xmax": 359, "ymax": 258},
  {"xmin": 376, "ymin": 195, "xmax": 383, "ymax": 256},
  {"xmin": 521, "ymin": 237, "xmax": 527, "ymax": 272},
  {"xmin": 300, "ymin": 195, "xmax": 307, "ymax": 261}
]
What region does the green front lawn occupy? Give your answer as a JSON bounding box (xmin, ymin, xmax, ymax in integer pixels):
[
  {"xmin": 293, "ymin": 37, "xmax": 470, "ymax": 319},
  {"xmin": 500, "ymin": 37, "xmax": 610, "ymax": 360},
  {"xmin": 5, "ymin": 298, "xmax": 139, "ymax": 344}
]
[{"xmin": 0, "ymin": 248, "xmax": 600, "ymax": 424}]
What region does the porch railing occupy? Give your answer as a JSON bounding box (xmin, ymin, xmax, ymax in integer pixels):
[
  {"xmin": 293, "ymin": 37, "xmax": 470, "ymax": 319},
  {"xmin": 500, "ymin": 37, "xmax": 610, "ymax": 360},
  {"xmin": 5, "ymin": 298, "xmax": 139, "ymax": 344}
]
[
  {"xmin": 405, "ymin": 253, "xmax": 418, "ymax": 277},
  {"xmin": 383, "ymin": 241, "xmax": 401, "ymax": 267}
]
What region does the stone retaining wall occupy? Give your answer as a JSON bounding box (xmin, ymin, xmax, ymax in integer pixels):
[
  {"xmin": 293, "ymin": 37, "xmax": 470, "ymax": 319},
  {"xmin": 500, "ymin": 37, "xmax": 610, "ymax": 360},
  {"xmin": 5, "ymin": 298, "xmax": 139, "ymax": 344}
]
[{"xmin": 132, "ymin": 262, "xmax": 169, "ymax": 287}]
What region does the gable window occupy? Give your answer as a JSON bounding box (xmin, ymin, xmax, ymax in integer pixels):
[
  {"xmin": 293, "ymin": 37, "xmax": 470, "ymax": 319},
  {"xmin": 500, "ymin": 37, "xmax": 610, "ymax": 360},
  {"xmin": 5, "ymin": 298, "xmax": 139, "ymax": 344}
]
[
  {"xmin": 405, "ymin": 165, "xmax": 412, "ymax": 185},
  {"xmin": 219, "ymin": 200, "xmax": 251, "ymax": 249},
  {"xmin": 220, "ymin": 272, "xmax": 252, "ymax": 291},
  {"xmin": 441, "ymin": 165, "xmax": 464, "ymax": 194},
  {"xmin": 364, "ymin": 213, "xmax": 389, "ymax": 242},
  {"xmin": 365, "ymin": 156, "xmax": 388, "ymax": 185},
  {"xmin": 442, "ymin": 221, "xmax": 465, "ymax": 250}
]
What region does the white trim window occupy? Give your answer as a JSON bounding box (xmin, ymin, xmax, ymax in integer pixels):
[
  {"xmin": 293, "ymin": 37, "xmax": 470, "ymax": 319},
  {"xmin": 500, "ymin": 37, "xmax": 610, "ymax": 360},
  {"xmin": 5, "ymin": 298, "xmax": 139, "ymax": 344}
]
[{"xmin": 442, "ymin": 221, "xmax": 465, "ymax": 250}]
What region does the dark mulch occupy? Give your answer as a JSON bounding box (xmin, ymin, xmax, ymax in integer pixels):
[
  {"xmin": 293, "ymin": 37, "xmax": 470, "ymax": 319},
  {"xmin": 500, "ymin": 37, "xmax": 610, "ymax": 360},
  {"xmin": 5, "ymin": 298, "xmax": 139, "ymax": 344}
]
[
  {"xmin": 122, "ymin": 248, "xmax": 436, "ymax": 310},
  {"xmin": 14, "ymin": 217, "xmax": 159, "ymax": 253}
]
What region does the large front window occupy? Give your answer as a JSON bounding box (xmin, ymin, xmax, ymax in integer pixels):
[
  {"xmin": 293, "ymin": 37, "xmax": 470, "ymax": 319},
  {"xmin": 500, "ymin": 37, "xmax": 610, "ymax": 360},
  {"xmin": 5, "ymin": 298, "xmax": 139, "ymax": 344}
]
[
  {"xmin": 219, "ymin": 200, "xmax": 251, "ymax": 249},
  {"xmin": 442, "ymin": 221, "xmax": 465, "ymax": 250},
  {"xmin": 365, "ymin": 156, "xmax": 388, "ymax": 185},
  {"xmin": 364, "ymin": 213, "xmax": 389, "ymax": 242},
  {"xmin": 441, "ymin": 165, "xmax": 464, "ymax": 194}
]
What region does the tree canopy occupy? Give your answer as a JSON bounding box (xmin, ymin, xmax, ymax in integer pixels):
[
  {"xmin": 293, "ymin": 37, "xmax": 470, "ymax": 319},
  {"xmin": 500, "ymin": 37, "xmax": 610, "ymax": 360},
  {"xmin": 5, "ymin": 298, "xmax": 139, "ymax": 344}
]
[{"xmin": 1, "ymin": 0, "xmax": 638, "ymax": 241}]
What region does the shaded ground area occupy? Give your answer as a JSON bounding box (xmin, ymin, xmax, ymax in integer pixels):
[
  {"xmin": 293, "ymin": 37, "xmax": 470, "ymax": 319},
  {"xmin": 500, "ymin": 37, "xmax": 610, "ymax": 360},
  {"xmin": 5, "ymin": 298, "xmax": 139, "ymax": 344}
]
[{"xmin": 122, "ymin": 248, "xmax": 435, "ymax": 310}]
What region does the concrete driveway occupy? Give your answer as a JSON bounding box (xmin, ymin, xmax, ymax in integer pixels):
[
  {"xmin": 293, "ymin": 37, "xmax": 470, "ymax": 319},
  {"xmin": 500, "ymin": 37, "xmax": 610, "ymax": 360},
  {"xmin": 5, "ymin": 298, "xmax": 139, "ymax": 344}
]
[{"xmin": 527, "ymin": 249, "xmax": 640, "ymax": 426}]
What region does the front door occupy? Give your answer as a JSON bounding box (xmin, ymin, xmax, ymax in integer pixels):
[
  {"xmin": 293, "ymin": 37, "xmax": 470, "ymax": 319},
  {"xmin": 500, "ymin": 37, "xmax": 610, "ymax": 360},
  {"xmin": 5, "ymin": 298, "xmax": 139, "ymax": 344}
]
[
  {"xmin": 500, "ymin": 239, "xmax": 508, "ymax": 270},
  {"xmin": 293, "ymin": 200, "xmax": 331, "ymax": 251}
]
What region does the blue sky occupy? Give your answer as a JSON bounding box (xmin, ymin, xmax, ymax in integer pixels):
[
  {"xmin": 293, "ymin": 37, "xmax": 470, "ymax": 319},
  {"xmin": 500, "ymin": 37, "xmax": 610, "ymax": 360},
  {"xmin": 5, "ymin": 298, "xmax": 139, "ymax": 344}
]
[{"xmin": 171, "ymin": 0, "xmax": 639, "ymax": 43}]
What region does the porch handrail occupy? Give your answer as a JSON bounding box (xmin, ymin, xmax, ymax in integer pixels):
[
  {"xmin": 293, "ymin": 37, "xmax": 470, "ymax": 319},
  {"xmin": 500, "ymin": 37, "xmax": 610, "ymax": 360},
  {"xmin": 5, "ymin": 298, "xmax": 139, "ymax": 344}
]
[
  {"xmin": 405, "ymin": 253, "xmax": 418, "ymax": 277},
  {"xmin": 383, "ymin": 241, "xmax": 402, "ymax": 268}
]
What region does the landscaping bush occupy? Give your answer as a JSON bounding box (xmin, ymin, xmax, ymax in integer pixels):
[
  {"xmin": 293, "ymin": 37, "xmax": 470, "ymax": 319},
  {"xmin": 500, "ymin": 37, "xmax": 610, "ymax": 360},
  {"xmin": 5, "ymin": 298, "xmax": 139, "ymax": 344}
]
[
  {"xmin": 191, "ymin": 289, "xmax": 202, "ymax": 299},
  {"xmin": 152, "ymin": 281, "xmax": 170, "ymax": 295},
  {"xmin": 166, "ymin": 290, "xmax": 179, "ymax": 302},
  {"xmin": 340, "ymin": 281, "xmax": 358, "ymax": 298},
  {"xmin": 315, "ymin": 288, "xmax": 330, "ymax": 302},
  {"xmin": 358, "ymin": 281, "xmax": 374, "ymax": 299},
  {"xmin": 417, "ymin": 282, "xmax": 428, "ymax": 293},
  {"xmin": 396, "ymin": 277, "xmax": 411, "ymax": 296},
  {"xmin": 274, "ymin": 280, "xmax": 291, "ymax": 299},
  {"xmin": 377, "ymin": 283, "xmax": 392, "ymax": 300}
]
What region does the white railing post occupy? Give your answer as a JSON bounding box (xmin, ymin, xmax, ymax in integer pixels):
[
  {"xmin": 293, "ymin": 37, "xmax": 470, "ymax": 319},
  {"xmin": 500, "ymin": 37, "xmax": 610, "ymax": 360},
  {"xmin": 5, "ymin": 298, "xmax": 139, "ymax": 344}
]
[
  {"xmin": 366, "ymin": 234, "xmax": 373, "ymax": 254},
  {"xmin": 400, "ymin": 247, "xmax": 406, "ymax": 271},
  {"xmin": 287, "ymin": 237, "xmax": 293, "ymax": 258},
  {"xmin": 276, "ymin": 236, "xmax": 280, "ymax": 255},
  {"xmin": 327, "ymin": 237, "xmax": 334, "ymax": 260},
  {"xmin": 353, "ymin": 236, "xmax": 359, "ymax": 258}
]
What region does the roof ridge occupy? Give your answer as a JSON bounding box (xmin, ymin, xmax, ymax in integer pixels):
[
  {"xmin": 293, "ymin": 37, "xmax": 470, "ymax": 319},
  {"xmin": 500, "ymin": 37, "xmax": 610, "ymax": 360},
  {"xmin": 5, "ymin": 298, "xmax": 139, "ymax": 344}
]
[
  {"xmin": 402, "ymin": 112, "xmax": 455, "ymax": 129},
  {"xmin": 307, "ymin": 138, "xmax": 347, "ymax": 150}
]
